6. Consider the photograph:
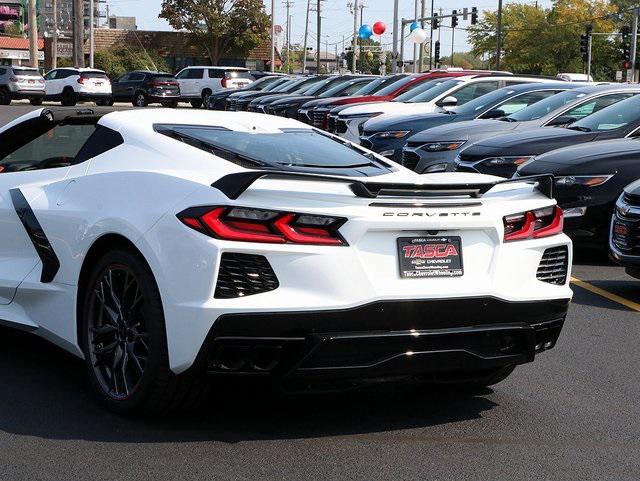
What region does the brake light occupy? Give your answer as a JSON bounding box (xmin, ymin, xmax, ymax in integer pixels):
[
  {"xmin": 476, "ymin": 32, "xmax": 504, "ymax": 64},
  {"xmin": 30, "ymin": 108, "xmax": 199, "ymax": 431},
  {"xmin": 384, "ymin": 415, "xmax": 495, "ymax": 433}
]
[
  {"xmin": 221, "ymin": 78, "xmax": 228, "ymax": 88},
  {"xmin": 322, "ymin": 112, "xmax": 330, "ymax": 130},
  {"xmin": 77, "ymin": 77, "xmax": 86, "ymax": 84},
  {"xmin": 149, "ymin": 80, "xmax": 178, "ymax": 87},
  {"xmin": 177, "ymin": 206, "xmax": 347, "ymax": 245},
  {"xmin": 503, "ymin": 206, "xmax": 563, "ymax": 242}
]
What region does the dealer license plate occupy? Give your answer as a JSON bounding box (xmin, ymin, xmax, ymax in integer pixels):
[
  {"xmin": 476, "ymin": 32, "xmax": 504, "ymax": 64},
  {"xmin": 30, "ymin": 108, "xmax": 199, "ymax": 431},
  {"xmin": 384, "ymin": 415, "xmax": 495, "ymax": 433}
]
[{"xmin": 397, "ymin": 236, "xmax": 463, "ymax": 278}]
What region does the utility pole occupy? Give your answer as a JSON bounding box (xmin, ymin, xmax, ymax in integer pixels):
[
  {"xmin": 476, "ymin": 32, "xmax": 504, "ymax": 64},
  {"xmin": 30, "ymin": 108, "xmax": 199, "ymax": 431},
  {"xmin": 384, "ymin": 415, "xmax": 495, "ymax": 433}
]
[
  {"xmin": 316, "ymin": 0, "xmax": 321, "ymax": 73},
  {"xmin": 428, "ymin": 0, "xmax": 434, "ymax": 69},
  {"xmin": 326, "ymin": 38, "xmax": 329, "ymax": 72},
  {"xmin": 586, "ymin": 26, "xmax": 593, "ymax": 81},
  {"xmin": 496, "ymin": 0, "xmax": 503, "ymax": 70},
  {"xmin": 400, "ymin": 20, "xmax": 406, "ymax": 72},
  {"xmin": 89, "ymin": 0, "xmax": 95, "ymax": 68},
  {"xmin": 302, "ymin": 0, "xmax": 311, "ymax": 73},
  {"xmin": 52, "ymin": 0, "xmax": 58, "ymax": 68},
  {"xmin": 418, "ymin": 0, "xmax": 425, "ymax": 71},
  {"xmin": 392, "ymin": 0, "xmax": 399, "ymax": 73},
  {"xmin": 283, "ymin": 1, "xmax": 293, "ymax": 74},
  {"xmin": 632, "ymin": 8, "xmax": 639, "ymax": 83},
  {"xmin": 28, "ymin": 0, "xmax": 37, "ymax": 68},
  {"xmin": 73, "ymin": 0, "xmax": 84, "ymax": 67},
  {"xmin": 270, "ymin": 0, "xmax": 276, "ymax": 72},
  {"xmin": 413, "ymin": 0, "xmax": 418, "ymax": 72},
  {"xmin": 351, "ymin": 0, "xmax": 358, "ymax": 73}
]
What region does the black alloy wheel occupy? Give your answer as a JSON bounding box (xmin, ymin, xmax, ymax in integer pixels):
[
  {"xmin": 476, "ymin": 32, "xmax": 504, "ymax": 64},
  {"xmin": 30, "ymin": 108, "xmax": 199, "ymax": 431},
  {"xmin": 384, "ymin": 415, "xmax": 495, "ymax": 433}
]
[
  {"xmin": 86, "ymin": 263, "xmax": 149, "ymax": 400},
  {"xmin": 133, "ymin": 92, "xmax": 148, "ymax": 107},
  {"xmin": 81, "ymin": 249, "xmax": 209, "ymax": 415}
]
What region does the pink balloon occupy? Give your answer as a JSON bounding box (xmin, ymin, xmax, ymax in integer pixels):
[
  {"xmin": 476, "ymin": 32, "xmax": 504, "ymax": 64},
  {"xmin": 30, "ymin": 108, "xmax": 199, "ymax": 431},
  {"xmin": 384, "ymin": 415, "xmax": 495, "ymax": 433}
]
[{"xmin": 373, "ymin": 21, "xmax": 387, "ymax": 35}]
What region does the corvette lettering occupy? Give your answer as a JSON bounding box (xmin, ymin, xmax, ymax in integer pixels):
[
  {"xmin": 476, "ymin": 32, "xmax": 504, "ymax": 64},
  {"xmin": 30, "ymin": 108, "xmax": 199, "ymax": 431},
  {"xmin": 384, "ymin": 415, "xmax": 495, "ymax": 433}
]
[
  {"xmin": 403, "ymin": 244, "xmax": 459, "ymax": 259},
  {"xmin": 383, "ymin": 212, "xmax": 481, "ymax": 217}
]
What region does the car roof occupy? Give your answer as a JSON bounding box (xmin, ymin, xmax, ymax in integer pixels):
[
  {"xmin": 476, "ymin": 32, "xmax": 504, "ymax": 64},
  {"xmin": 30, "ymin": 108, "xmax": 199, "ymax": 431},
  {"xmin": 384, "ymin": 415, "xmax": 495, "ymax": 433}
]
[
  {"xmin": 498, "ymin": 81, "xmax": 580, "ymax": 91},
  {"xmin": 182, "ymin": 66, "xmax": 249, "ymax": 70}
]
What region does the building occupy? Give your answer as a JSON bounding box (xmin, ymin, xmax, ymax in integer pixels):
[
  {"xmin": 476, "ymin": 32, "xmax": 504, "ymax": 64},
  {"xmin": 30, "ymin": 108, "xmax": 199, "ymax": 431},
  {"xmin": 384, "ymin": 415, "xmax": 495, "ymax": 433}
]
[
  {"xmin": 39, "ymin": 0, "xmax": 104, "ymax": 39},
  {"xmin": 108, "ymin": 16, "xmax": 136, "ymax": 30},
  {"xmin": 0, "ymin": 35, "xmax": 44, "ymax": 66},
  {"xmin": 0, "ymin": 0, "xmax": 23, "ymax": 35}
]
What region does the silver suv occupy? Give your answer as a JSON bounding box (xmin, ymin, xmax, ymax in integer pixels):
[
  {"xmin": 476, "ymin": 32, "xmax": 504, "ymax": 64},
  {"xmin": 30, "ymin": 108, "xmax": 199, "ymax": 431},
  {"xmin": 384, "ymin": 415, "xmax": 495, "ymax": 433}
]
[{"xmin": 0, "ymin": 66, "xmax": 45, "ymax": 105}]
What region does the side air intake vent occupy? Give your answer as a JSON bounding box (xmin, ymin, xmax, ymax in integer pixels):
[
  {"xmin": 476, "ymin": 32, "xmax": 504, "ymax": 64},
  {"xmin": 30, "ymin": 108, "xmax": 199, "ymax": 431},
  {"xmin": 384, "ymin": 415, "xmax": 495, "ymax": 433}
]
[
  {"xmin": 536, "ymin": 246, "xmax": 568, "ymax": 285},
  {"xmin": 215, "ymin": 253, "xmax": 279, "ymax": 299}
]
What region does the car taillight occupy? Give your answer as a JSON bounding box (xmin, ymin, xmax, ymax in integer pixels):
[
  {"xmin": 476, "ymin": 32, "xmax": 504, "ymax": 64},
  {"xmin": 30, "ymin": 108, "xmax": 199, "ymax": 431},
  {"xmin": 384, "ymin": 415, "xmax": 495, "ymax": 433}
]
[
  {"xmin": 222, "ymin": 78, "xmax": 228, "ymax": 88},
  {"xmin": 77, "ymin": 77, "xmax": 86, "ymax": 84},
  {"xmin": 503, "ymin": 206, "xmax": 563, "ymax": 242},
  {"xmin": 9, "ymin": 76, "xmax": 18, "ymax": 82},
  {"xmin": 177, "ymin": 206, "xmax": 347, "ymax": 246}
]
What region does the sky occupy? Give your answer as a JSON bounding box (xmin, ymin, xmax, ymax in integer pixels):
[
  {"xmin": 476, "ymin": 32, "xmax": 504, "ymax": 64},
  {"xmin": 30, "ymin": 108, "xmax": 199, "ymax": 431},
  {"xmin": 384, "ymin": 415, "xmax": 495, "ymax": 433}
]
[{"xmin": 107, "ymin": 0, "xmax": 553, "ymax": 58}]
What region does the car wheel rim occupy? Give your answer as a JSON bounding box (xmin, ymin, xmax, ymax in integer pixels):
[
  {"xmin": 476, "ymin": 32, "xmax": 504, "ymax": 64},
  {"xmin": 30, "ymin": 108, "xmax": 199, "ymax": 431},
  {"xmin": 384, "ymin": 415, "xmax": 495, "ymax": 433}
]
[
  {"xmin": 136, "ymin": 95, "xmax": 145, "ymax": 106},
  {"xmin": 87, "ymin": 264, "xmax": 148, "ymax": 400}
]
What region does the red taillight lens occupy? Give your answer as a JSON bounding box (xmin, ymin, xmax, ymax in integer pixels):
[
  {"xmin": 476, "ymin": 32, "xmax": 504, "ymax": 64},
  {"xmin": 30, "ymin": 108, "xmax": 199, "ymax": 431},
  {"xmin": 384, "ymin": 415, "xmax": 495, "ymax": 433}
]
[
  {"xmin": 504, "ymin": 206, "xmax": 563, "ymax": 242},
  {"xmin": 221, "ymin": 78, "xmax": 228, "ymax": 88},
  {"xmin": 77, "ymin": 77, "xmax": 86, "ymax": 84},
  {"xmin": 177, "ymin": 206, "xmax": 347, "ymax": 246}
]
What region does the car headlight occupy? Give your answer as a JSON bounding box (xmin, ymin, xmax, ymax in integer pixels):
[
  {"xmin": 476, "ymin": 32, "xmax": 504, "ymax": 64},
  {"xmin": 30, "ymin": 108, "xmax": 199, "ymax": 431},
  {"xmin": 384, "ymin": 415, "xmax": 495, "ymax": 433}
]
[
  {"xmin": 424, "ymin": 162, "xmax": 449, "ymax": 173},
  {"xmin": 480, "ymin": 156, "xmax": 534, "ymax": 167},
  {"xmin": 555, "ymin": 175, "xmax": 614, "ymax": 187},
  {"xmin": 420, "ymin": 141, "xmax": 466, "ymax": 152},
  {"xmin": 373, "ymin": 130, "xmax": 411, "ymax": 140}
]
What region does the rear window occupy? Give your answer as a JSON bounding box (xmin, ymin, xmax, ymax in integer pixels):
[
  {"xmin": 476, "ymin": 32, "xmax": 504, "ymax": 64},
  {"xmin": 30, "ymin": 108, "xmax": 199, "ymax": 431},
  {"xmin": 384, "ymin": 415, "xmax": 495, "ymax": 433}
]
[
  {"xmin": 507, "ymin": 90, "xmax": 586, "ymax": 121},
  {"xmin": 149, "ymin": 73, "xmax": 176, "ymax": 82},
  {"xmin": 394, "ymin": 78, "xmax": 452, "ymax": 102},
  {"xmin": 81, "ymin": 71, "xmax": 109, "ymax": 79},
  {"xmin": 374, "ymin": 75, "xmax": 418, "ymax": 96},
  {"xmin": 12, "ymin": 68, "xmax": 40, "ymax": 77},
  {"xmin": 402, "ymin": 79, "xmax": 462, "ymax": 103},
  {"xmin": 225, "ymin": 70, "xmax": 253, "ymax": 80},
  {"xmin": 155, "ymin": 125, "xmax": 391, "ymax": 176}
]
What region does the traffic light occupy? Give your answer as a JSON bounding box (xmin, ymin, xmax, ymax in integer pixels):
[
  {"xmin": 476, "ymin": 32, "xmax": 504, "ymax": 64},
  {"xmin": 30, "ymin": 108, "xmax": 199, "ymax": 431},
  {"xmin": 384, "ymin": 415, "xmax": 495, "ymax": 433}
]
[
  {"xmin": 432, "ymin": 12, "xmax": 439, "ymax": 29},
  {"xmin": 451, "ymin": 10, "xmax": 458, "ymax": 28},
  {"xmin": 471, "ymin": 7, "xmax": 478, "ymax": 25},
  {"xmin": 434, "ymin": 40, "xmax": 441, "ymax": 66},
  {"xmin": 622, "ymin": 25, "xmax": 631, "ymax": 63},
  {"xmin": 580, "ymin": 34, "xmax": 589, "ymax": 62}
]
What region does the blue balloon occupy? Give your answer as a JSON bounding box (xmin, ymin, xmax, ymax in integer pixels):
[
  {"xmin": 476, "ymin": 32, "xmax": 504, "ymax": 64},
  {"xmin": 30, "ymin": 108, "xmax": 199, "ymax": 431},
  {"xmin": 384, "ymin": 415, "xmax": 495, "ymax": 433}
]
[
  {"xmin": 358, "ymin": 24, "xmax": 373, "ymax": 39},
  {"xmin": 410, "ymin": 21, "xmax": 420, "ymax": 32}
]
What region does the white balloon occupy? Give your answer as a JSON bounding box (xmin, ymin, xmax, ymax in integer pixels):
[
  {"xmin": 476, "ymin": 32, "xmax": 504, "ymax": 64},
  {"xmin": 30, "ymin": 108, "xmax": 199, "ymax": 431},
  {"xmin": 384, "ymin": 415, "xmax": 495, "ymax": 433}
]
[{"xmin": 411, "ymin": 28, "xmax": 428, "ymax": 44}]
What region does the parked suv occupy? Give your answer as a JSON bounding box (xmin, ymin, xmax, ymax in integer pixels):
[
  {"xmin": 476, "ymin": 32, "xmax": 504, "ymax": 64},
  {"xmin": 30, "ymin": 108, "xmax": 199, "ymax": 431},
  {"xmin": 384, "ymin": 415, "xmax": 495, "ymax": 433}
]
[
  {"xmin": 175, "ymin": 66, "xmax": 254, "ymax": 108},
  {"xmin": 111, "ymin": 70, "xmax": 180, "ymax": 107},
  {"xmin": 43, "ymin": 68, "xmax": 112, "ymax": 106},
  {"xmin": 0, "ymin": 66, "xmax": 45, "ymax": 105}
]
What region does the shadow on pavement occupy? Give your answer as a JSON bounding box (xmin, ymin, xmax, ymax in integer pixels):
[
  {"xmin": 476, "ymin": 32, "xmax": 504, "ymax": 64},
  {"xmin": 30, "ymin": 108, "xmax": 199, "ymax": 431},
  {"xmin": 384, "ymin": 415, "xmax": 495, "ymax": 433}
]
[{"xmin": 0, "ymin": 326, "xmax": 498, "ymax": 444}]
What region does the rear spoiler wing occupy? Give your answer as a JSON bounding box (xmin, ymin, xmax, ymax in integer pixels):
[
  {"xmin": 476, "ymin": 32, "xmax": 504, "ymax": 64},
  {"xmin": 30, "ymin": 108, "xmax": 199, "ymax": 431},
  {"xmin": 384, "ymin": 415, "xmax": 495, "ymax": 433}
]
[{"xmin": 212, "ymin": 171, "xmax": 554, "ymax": 200}]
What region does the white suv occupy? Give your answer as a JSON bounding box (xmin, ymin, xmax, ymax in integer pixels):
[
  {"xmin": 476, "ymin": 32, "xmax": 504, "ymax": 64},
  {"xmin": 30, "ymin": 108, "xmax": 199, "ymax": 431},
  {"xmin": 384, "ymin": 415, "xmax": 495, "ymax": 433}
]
[
  {"xmin": 0, "ymin": 66, "xmax": 45, "ymax": 105},
  {"xmin": 44, "ymin": 67, "xmax": 112, "ymax": 106},
  {"xmin": 175, "ymin": 66, "xmax": 254, "ymax": 108}
]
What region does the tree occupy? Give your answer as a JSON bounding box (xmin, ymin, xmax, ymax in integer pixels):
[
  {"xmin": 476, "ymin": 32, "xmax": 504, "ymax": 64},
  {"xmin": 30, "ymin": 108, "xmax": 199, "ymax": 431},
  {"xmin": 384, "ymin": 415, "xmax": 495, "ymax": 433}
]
[
  {"xmin": 93, "ymin": 47, "xmax": 169, "ymax": 79},
  {"xmin": 159, "ymin": 0, "xmax": 270, "ymax": 65},
  {"xmin": 345, "ymin": 38, "xmax": 391, "ymax": 74},
  {"xmin": 468, "ymin": 0, "xmax": 617, "ymax": 79},
  {"xmin": 439, "ymin": 52, "xmax": 486, "ymax": 70}
]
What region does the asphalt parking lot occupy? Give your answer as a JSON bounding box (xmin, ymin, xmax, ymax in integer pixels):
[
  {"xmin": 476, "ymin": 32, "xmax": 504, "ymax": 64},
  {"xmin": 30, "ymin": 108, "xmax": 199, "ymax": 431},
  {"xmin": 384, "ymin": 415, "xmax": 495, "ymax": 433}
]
[{"xmin": 2, "ymin": 103, "xmax": 640, "ymax": 480}]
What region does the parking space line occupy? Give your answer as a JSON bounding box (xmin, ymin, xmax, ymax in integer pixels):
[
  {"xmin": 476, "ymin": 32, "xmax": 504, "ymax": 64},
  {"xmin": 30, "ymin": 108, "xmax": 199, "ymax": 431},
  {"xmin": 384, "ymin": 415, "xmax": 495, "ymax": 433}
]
[{"xmin": 571, "ymin": 276, "xmax": 640, "ymax": 312}]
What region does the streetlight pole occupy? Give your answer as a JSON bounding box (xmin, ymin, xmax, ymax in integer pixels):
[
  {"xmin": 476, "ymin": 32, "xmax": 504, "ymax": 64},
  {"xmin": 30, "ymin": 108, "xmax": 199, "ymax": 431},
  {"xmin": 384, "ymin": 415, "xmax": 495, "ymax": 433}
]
[
  {"xmin": 496, "ymin": 0, "xmax": 503, "ymax": 70},
  {"xmin": 317, "ymin": 0, "xmax": 321, "ymax": 73},
  {"xmin": 392, "ymin": 0, "xmax": 399, "ymax": 73},
  {"xmin": 632, "ymin": 8, "xmax": 639, "ymax": 83},
  {"xmin": 270, "ymin": 0, "xmax": 276, "ymax": 72},
  {"xmin": 302, "ymin": 0, "xmax": 311, "ymax": 73},
  {"xmin": 418, "ymin": 0, "xmax": 425, "ymax": 72},
  {"xmin": 28, "ymin": 0, "xmax": 37, "ymax": 68},
  {"xmin": 413, "ymin": 0, "xmax": 418, "ymax": 72},
  {"xmin": 351, "ymin": 0, "xmax": 358, "ymax": 73},
  {"xmin": 428, "ymin": 0, "xmax": 434, "ymax": 69},
  {"xmin": 89, "ymin": 0, "xmax": 95, "ymax": 68},
  {"xmin": 52, "ymin": 0, "xmax": 58, "ymax": 68}
]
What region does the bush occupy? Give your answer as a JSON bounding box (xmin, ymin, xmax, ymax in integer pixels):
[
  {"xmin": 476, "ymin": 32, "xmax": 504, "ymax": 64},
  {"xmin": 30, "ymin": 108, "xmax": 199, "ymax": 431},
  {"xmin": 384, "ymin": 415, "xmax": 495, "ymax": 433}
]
[{"xmin": 94, "ymin": 47, "xmax": 169, "ymax": 79}]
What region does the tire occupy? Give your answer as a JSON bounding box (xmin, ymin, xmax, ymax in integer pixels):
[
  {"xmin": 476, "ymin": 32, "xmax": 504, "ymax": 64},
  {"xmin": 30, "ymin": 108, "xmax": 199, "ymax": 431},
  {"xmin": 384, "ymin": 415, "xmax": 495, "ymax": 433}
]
[
  {"xmin": 190, "ymin": 99, "xmax": 203, "ymax": 109},
  {"xmin": 29, "ymin": 97, "xmax": 43, "ymax": 106},
  {"xmin": 132, "ymin": 92, "xmax": 148, "ymax": 107},
  {"xmin": 0, "ymin": 88, "xmax": 10, "ymax": 105},
  {"xmin": 61, "ymin": 88, "xmax": 77, "ymax": 106},
  {"xmin": 80, "ymin": 249, "xmax": 209, "ymax": 415},
  {"xmin": 201, "ymin": 89, "xmax": 212, "ymax": 108}
]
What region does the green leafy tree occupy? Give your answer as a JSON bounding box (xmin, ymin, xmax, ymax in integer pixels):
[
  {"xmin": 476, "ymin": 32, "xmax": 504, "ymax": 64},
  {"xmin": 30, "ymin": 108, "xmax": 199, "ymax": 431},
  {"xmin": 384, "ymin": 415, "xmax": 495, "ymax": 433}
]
[
  {"xmin": 159, "ymin": 0, "xmax": 270, "ymax": 65},
  {"xmin": 93, "ymin": 47, "xmax": 169, "ymax": 79},
  {"xmin": 468, "ymin": 0, "xmax": 618, "ymax": 79},
  {"xmin": 345, "ymin": 38, "xmax": 391, "ymax": 74},
  {"xmin": 439, "ymin": 52, "xmax": 486, "ymax": 70}
]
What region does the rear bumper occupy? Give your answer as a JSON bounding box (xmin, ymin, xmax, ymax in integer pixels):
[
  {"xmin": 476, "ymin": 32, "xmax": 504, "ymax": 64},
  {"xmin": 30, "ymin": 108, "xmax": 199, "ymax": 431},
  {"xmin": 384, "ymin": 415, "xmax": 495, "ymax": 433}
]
[
  {"xmin": 10, "ymin": 89, "xmax": 45, "ymax": 99},
  {"xmin": 77, "ymin": 92, "xmax": 112, "ymax": 100},
  {"xmin": 198, "ymin": 297, "xmax": 569, "ymax": 382}
]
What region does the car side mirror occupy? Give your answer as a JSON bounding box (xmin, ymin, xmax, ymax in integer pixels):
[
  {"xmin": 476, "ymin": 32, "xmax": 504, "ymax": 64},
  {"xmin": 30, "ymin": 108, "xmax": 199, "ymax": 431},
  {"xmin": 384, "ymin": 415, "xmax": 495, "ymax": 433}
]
[
  {"xmin": 547, "ymin": 115, "xmax": 577, "ymax": 127},
  {"xmin": 437, "ymin": 96, "xmax": 458, "ymax": 108},
  {"xmin": 481, "ymin": 108, "xmax": 506, "ymax": 119}
]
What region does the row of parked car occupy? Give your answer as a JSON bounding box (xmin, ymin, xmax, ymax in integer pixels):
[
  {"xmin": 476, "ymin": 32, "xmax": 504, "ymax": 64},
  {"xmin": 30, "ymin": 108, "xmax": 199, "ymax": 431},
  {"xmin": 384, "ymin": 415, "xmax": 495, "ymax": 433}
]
[
  {"xmin": 210, "ymin": 70, "xmax": 640, "ymax": 279},
  {"xmin": 0, "ymin": 65, "xmax": 257, "ymax": 107}
]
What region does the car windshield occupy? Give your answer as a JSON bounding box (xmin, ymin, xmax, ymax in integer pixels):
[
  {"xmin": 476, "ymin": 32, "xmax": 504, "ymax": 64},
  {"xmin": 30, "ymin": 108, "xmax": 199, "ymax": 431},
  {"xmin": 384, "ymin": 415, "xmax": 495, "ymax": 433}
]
[
  {"xmin": 156, "ymin": 125, "xmax": 390, "ymax": 175},
  {"xmin": 262, "ymin": 77, "xmax": 291, "ymax": 91},
  {"xmin": 394, "ymin": 79, "xmax": 449, "ymax": 102},
  {"xmin": 295, "ymin": 78, "xmax": 333, "ymax": 94},
  {"xmin": 506, "ymin": 90, "xmax": 586, "ymax": 121},
  {"xmin": 569, "ymin": 95, "xmax": 640, "ymax": 132},
  {"xmin": 149, "ymin": 73, "xmax": 175, "ymax": 81},
  {"xmin": 374, "ymin": 75, "xmax": 418, "ymax": 96},
  {"xmin": 405, "ymin": 79, "xmax": 463, "ymax": 103},
  {"xmin": 453, "ymin": 88, "xmax": 516, "ymax": 115},
  {"xmin": 12, "ymin": 68, "xmax": 40, "ymax": 77},
  {"xmin": 354, "ymin": 77, "xmax": 387, "ymax": 95}
]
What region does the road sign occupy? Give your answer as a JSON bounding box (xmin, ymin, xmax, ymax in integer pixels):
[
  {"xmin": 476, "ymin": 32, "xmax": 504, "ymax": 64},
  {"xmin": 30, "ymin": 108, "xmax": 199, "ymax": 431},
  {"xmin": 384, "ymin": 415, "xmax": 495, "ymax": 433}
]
[
  {"xmin": 462, "ymin": 7, "xmax": 468, "ymax": 20},
  {"xmin": 616, "ymin": 70, "xmax": 623, "ymax": 81}
]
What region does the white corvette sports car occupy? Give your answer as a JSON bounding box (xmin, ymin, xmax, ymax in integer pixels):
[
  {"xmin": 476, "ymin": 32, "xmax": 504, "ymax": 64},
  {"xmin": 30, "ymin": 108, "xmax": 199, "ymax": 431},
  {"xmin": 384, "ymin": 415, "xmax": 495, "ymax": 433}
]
[{"xmin": 0, "ymin": 107, "xmax": 572, "ymax": 414}]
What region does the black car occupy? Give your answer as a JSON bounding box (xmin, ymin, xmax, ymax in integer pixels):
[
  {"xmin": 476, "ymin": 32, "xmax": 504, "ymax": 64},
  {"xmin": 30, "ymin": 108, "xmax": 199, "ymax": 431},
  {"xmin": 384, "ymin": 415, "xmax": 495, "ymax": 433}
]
[
  {"xmin": 402, "ymin": 85, "xmax": 640, "ymax": 173},
  {"xmin": 248, "ymin": 75, "xmax": 362, "ymax": 113},
  {"xmin": 227, "ymin": 76, "xmax": 321, "ymax": 111},
  {"xmin": 456, "ymin": 94, "xmax": 640, "ymax": 179},
  {"xmin": 610, "ymin": 179, "xmax": 640, "ymax": 277},
  {"xmin": 518, "ymin": 138, "xmax": 640, "ymax": 247},
  {"xmin": 111, "ymin": 70, "xmax": 180, "ymax": 107},
  {"xmin": 265, "ymin": 77, "xmax": 375, "ymax": 118},
  {"xmin": 207, "ymin": 75, "xmax": 290, "ymax": 110},
  {"xmin": 360, "ymin": 82, "xmax": 574, "ymax": 164}
]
